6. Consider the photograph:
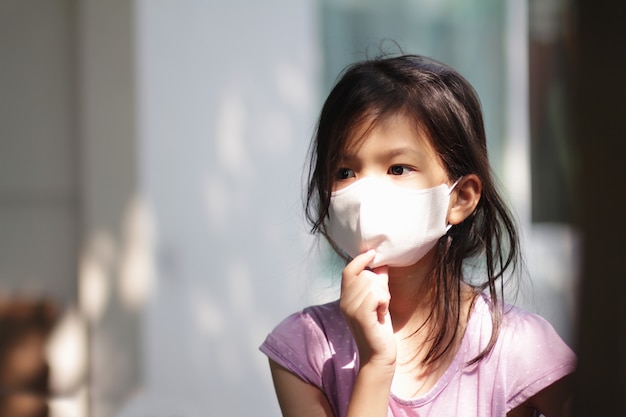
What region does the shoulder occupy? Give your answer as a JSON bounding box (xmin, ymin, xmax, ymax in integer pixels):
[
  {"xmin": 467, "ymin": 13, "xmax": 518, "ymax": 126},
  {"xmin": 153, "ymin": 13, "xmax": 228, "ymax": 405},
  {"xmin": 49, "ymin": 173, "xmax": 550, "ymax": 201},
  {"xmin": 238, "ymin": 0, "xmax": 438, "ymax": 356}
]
[
  {"xmin": 259, "ymin": 300, "xmax": 354, "ymax": 387},
  {"xmin": 477, "ymin": 295, "xmax": 577, "ymax": 409},
  {"xmin": 499, "ymin": 302, "xmax": 575, "ymax": 368},
  {"xmin": 470, "ymin": 293, "xmax": 575, "ymax": 359},
  {"xmin": 267, "ymin": 300, "xmax": 348, "ymax": 345}
]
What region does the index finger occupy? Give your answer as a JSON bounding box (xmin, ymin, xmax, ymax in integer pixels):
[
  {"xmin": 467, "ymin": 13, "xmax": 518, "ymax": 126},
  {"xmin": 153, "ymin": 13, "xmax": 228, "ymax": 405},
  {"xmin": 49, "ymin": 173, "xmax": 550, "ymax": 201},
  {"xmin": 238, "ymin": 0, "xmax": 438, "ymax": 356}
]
[{"xmin": 342, "ymin": 249, "xmax": 376, "ymax": 282}]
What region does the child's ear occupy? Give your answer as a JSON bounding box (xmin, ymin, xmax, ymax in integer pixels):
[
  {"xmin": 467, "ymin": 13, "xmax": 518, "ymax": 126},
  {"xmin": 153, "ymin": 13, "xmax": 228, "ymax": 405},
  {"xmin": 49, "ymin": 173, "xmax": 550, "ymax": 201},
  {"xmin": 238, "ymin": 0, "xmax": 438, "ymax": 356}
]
[{"xmin": 448, "ymin": 174, "xmax": 482, "ymax": 225}]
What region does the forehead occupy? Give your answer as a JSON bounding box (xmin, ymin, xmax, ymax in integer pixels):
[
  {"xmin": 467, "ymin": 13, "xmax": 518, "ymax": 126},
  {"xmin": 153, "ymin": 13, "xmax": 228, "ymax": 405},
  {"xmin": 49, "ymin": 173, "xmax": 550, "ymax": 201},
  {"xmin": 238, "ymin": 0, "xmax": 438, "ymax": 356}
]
[{"xmin": 341, "ymin": 112, "xmax": 438, "ymax": 158}]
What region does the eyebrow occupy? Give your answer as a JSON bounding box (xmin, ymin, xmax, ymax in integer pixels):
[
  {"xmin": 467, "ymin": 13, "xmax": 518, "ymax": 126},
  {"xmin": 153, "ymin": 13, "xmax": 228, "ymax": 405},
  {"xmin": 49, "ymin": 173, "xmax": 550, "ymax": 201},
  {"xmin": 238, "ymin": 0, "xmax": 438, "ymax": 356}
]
[
  {"xmin": 381, "ymin": 146, "xmax": 422, "ymax": 159},
  {"xmin": 341, "ymin": 145, "xmax": 420, "ymax": 158}
]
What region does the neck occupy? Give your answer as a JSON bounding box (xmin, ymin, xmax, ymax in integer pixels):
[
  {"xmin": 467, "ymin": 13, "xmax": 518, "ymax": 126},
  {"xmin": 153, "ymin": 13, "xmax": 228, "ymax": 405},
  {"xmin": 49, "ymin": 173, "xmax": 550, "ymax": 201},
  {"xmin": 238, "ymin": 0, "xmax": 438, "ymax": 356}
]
[
  {"xmin": 386, "ymin": 251, "xmax": 438, "ymax": 336},
  {"xmin": 386, "ymin": 253, "xmax": 474, "ymax": 396}
]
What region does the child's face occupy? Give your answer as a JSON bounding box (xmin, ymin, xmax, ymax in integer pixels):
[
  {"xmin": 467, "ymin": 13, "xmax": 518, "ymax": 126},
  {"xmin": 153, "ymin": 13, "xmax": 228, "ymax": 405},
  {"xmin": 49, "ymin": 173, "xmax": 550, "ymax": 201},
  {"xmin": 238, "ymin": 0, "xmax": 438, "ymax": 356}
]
[{"xmin": 333, "ymin": 112, "xmax": 450, "ymax": 192}]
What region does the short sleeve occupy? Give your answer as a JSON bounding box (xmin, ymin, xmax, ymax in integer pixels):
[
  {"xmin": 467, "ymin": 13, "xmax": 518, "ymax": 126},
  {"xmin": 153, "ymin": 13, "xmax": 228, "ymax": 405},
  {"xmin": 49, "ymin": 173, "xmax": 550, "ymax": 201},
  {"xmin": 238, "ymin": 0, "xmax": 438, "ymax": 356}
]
[
  {"xmin": 502, "ymin": 309, "xmax": 577, "ymax": 409},
  {"xmin": 259, "ymin": 310, "xmax": 332, "ymax": 389}
]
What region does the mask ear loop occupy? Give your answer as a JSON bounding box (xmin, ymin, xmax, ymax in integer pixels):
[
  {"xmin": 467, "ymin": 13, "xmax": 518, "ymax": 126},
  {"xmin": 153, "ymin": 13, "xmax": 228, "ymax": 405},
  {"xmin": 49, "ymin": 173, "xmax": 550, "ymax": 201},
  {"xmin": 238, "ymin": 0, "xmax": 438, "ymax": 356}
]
[
  {"xmin": 445, "ymin": 176, "xmax": 464, "ymax": 232},
  {"xmin": 448, "ymin": 176, "xmax": 463, "ymax": 194}
]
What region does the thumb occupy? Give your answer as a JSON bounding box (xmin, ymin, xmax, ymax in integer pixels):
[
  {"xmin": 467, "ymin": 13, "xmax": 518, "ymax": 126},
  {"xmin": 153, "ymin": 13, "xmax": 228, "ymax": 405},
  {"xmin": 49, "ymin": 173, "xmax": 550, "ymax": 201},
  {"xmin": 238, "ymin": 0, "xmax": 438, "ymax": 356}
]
[{"xmin": 343, "ymin": 250, "xmax": 377, "ymax": 281}]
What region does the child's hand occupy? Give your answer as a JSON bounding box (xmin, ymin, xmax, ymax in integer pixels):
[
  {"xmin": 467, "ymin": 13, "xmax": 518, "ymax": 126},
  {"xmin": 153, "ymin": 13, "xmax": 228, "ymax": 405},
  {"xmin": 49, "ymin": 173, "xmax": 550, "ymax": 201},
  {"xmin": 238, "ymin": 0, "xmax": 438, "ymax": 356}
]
[{"xmin": 340, "ymin": 250, "xmax": 397, "ymax": 369}]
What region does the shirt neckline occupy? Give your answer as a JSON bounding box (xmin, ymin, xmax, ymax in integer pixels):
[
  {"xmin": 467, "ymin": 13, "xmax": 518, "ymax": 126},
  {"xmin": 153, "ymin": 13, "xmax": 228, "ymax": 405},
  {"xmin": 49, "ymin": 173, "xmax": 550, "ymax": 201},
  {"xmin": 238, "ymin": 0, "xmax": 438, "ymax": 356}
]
[{"xmin": 388, "ymin": 293, "xmax": 487, "ymax": 407}]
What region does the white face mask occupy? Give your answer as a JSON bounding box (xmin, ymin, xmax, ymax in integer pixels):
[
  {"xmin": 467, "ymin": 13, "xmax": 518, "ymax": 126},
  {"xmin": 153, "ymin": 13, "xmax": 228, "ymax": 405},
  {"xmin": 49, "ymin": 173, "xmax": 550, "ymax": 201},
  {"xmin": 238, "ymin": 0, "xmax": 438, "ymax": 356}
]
[{"xmin": 326, "ymin": 177, "xmax": 458, "ymax": 268}]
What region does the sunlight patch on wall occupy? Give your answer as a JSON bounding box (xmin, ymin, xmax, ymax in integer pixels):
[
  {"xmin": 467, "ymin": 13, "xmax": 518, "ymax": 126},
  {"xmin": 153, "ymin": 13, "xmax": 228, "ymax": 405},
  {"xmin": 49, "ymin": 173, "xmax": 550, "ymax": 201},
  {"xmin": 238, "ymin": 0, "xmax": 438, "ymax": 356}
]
[
  {"xmin": 226, "ymin": 257, "xmax": 254, "ymax": 315},
  {"xmin": 215, "ymin": 88, "xmax": 253, "ymax": 182},
  {"xmin": 119, "ymin": 196, "xmax": 156, "ymax": 311},
  {"xmin": 203, "ymin": 174, "xmax": 230, "ymax": 233},
  {"xmin": 45, "ymin": 307, "xmax": 88, "ymax": 417},
  {"xmin": 49, "ymin": 387, "xmax": 88, "ymax": 417},
  {"xmin": 258, "ymin": 108, "xmax": 292, "ymax": 157},
  {"xmin": 274, "ymin": 60, "xmax": 312, "ymax": 114},
  {"xmin": 79, "ymin": 230, "xmax": 115, "ymax": 322},
  {"xmin": 191, "ymin": 291, "xmax": 224, "ymax": 337},
  {"xmin": 46, "ymin": 307, "xmax": 87, "ymax": 394}
]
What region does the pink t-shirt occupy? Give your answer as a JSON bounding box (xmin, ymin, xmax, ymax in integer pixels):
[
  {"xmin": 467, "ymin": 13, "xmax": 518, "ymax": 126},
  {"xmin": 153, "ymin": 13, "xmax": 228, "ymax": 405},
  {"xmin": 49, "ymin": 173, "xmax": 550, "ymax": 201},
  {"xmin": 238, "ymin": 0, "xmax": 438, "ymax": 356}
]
[{"xmin": 260, "ymin": 293, "xmax": 576, "ymax": 417}]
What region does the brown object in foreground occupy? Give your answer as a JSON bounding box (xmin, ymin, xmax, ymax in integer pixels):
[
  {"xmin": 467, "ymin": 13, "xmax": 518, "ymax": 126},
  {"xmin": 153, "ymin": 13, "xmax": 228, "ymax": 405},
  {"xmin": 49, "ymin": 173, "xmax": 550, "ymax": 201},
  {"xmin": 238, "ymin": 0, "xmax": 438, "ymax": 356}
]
[{"xmin": 0, "ymin": 298, "xmax": 60, "ymax": 417}]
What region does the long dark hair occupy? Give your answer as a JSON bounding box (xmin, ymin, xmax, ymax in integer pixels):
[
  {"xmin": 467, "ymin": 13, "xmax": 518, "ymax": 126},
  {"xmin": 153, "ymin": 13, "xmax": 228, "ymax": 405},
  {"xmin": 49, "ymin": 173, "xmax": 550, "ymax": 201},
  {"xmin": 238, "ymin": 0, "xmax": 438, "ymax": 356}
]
[{"xmin": 305, "ymin": 54, "xmax": 520, "ymax": 365}]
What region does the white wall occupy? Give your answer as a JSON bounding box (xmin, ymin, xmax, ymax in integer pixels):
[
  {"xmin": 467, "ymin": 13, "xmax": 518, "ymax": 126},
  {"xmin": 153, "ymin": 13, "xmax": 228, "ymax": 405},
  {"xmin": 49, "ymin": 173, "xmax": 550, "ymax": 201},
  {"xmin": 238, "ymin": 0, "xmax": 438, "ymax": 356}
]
[{"xmin": 121, "ymin": 1, "xmax": 323, "ymax": 416}]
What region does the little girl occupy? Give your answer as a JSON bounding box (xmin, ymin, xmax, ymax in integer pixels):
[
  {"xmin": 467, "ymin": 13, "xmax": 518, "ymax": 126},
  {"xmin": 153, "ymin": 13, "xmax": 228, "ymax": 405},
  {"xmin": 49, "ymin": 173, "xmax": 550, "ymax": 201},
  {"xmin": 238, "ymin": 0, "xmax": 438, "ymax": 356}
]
[{"xmin": 260, "ymin": 54, "xmax": 576, "ymax": 417}]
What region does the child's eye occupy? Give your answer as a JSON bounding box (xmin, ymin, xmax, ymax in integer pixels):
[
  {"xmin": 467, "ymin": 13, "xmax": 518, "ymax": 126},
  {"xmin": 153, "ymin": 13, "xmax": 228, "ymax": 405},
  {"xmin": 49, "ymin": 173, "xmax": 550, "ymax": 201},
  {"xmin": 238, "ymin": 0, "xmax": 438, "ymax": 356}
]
[
  {"xmin": 388, "ymin": 165, "xmax": 414, "ymax": 176},
  {"xmin": 336, "ymin": 168, "xmax": 355, "ymax": 180}
]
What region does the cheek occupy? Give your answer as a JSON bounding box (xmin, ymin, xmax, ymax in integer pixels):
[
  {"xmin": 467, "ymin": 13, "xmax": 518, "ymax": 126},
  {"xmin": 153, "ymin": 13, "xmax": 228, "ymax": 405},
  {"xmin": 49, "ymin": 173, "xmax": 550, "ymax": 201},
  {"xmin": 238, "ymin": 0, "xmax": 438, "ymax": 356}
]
[{"xmin": 332, "ymin": 179, "xmax": 356, "ymax": 191}]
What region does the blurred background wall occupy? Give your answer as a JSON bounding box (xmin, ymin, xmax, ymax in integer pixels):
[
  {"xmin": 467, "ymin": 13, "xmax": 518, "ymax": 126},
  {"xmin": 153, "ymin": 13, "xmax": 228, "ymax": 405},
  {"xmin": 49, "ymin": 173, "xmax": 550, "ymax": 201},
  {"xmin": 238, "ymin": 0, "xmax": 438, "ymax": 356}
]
[{"xmin": 0, "ymin": 1, "xmax": 582, "ymax": 416}]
